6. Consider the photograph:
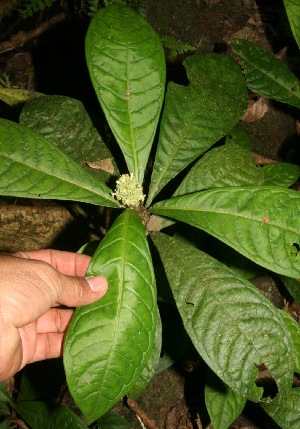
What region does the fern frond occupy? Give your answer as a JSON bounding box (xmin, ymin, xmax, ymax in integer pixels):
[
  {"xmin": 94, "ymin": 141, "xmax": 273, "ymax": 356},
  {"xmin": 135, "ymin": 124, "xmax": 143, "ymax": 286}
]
[
  {"xmin": 160, "ymin": 35, "xmax": 196, "ymax": 61},
  {"xmin": 18, "ymin": 0, "xmax": 57, "ymax": 18}
]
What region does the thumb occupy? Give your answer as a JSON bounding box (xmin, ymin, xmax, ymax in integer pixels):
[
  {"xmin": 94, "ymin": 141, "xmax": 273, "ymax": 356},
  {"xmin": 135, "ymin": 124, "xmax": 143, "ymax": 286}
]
[{"xmin": 57, "ymin": 274, "xmax": 108, "ymax": 308}]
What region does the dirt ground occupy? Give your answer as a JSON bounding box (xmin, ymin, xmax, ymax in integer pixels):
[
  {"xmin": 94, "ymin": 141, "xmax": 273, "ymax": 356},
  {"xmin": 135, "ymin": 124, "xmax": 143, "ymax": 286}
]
[{"xmin": 0, "ymin": 1, "xmax": 299, "ymax": 428}]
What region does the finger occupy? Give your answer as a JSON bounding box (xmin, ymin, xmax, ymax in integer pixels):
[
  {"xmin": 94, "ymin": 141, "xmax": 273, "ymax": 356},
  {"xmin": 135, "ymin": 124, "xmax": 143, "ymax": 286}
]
[
  {"xmin": 15, "ymin": 250, "xmax": 92, "ymax": 277},
  {"xmin": 0, "ymin": 257, "xmax": 107, "ymax": 327},
  {"xmin": 36, "ymin": 308, "xmax": 74, "ymax": 333},
  {"xmin": 29, "ymin": 332, "xmax": 65, "ymax": 363}
]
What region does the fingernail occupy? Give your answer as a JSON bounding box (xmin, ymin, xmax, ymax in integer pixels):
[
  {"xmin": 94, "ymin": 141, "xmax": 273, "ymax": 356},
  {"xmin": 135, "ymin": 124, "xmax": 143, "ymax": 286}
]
[{"xmin": 85, "ymin": 276, "xmax": 108, "ymax": 294}]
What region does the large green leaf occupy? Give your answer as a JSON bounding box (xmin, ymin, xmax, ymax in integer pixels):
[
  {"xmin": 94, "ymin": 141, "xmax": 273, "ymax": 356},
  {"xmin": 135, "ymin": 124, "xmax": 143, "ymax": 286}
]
[
  {"xmin": 86, "ymin": 5, "xmax": 166, "ymax": 183},
  {"xmin": 15, "ymin": 401, "xmax": 87, "ymax": 429},
  {"xmin": 231, "ymin": 39, "xmax": 300, "ymax": 108},
  {"xmin": 151, "ymin": 186, "xmax": 300, "ymax": 278},
  {"xmin": 20, "ymin": 95, "xmax": 118, "ymax": 183},
  {"xmin": 147, "ymin": 54, "xmax": 248, "ymax": 205},
  {"xmin": 279, "ymin": 310, "xmax": 300, "ymax": 374},
  {"xmin": 261, "ymin": 388, "xmax": 300, "ymax": 428},
  {"xmin": 0, "ymin": 119, "xmax": 118, "ymax": 207},
  {"xmin": 152, "ymin": 233, "xmax": 294, "ymax": 401},
  {"xmin": 64, "ymin": 209, "xmax": 157, "ymax": 424},
  {"xmin": 205, "ymin": 370, "xmax": 246, "ymax": 429},
  {"xmin": 174, "ymin": 143, "xmax": 263, "ymax": 197},
  {"xmin": 283, "ymin": 0, "xmax": 300, "ymax": 49},
  {"xmin": 128, "ymin": 309, "xmax": 162, "ymax": 399}
]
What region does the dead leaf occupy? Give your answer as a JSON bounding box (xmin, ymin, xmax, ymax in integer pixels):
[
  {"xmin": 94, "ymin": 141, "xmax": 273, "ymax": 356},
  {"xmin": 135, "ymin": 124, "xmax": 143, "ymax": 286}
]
[
  {"xmin": 242, "ymin": 97, "xmax": 270, "ymax": 122},
  {"xmin": 85, "ymin": 158, "xmax": 114, "ymax": 174},
  {"xmin": 296, "ymin": 119, "xmax": 300, "ymax": 135}
]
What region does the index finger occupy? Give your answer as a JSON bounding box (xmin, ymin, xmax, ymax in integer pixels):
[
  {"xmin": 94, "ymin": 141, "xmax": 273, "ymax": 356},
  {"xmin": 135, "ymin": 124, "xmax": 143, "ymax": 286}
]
[{"xmin": 14, "ymin": 249, "xmax": 92, "ymax": 277}]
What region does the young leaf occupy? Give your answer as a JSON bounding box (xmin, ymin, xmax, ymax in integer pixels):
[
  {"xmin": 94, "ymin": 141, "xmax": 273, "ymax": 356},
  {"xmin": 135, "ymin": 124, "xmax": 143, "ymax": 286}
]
[
  {"xmin": 0, "ymin": 119, "xmax": 118, "ymax": 207},
  {"xmin": 147, "ymin": 54, "xmax": 248, "ymax": 205},
  {"xmin": 151, "ymin": 186, "xmax": 300, "ymax": 278},
  {"xmin": 261, "ymin": 387, "xmax": 300, "ymax": 428},
  {"xmin": 20, "ymin": 95, "xmax": 118, "ymax": 182},
  {"xmin": 205, "ymin": 370, "xmax": 247, "ymax": 429},
  {"xmin": 262, "ymin": 163, "xmax": 300, "ymax": 187},
  {"xmin": 173, "ymin": 143, "xmax": 263, "ymax": 196},
  {"xmin": 231, "ymin": 39, "xmax": 300, "ymax": 109},
  {"xmin": 283, "ymin": 0, "xmax": 300, "ymax": 49},
  {"xmin": 152, "ymin": 232, "xmax": 294, "ymax": 402},
  {"xmin": 86, "ymin": 5, "xmax": 166, "ymax": 183},
  {"xmin": 15, "ymin": 401, "xmax": 87, "ymax": 429},
  {"xmin": 64, "ymin": 209, "xmax": 157, "ymax": 424}
]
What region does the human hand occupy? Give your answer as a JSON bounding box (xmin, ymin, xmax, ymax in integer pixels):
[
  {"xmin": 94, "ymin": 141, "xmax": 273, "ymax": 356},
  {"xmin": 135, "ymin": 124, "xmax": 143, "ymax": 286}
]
[{"xmin": 0, "ymin": 249, "xmax": 107, "ymax": 381}]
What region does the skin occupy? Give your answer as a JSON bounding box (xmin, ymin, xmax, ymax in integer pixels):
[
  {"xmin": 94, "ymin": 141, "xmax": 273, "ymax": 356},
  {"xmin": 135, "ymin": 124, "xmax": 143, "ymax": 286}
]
[{"xmin": 0, "ymin": 249, "xmax": 108, "ymax": 382}]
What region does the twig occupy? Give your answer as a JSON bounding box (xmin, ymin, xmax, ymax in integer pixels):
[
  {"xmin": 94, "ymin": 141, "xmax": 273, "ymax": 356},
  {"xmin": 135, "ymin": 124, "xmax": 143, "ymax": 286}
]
[
  {"xmin": 0, "ymin": 12, "xmax": 67, "ymax": 53},
  {"xmin": 126, "ymin": 397, "xmax": 159, "ymax": 429}
]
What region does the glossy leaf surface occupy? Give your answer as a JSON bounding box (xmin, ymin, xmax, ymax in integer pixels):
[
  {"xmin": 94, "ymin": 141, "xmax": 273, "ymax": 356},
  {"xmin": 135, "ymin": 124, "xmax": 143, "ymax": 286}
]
[
  {"xmin": 232, "ymin": 39, "xmax": 300, "ymax": 108},
  {"xmin": 205, "ymin": 371, "xmax": 246, "ymax": 429},
  {"xmin": 147, "ymin": 54, "xmax": 247, "ymax": 205},
  {"xmin": 86, "ymin": 5, "xmax": 165, "ymax": 183},
  {"xmin": 0, "ymin": 119, "xmax": 118, "ymax": 207},
  {"xmin": 152, "ymin": 233, "xmax": 294, "ymax": 401},
  {"xmin": 174, "ymin": 143, "xmax": 263, "ymax": 196},
  {"xmin": 64, "ymin": 209, "xmax": 157, "ymax": 423},
  {"xmin": 151, "ymin": 186, "xmax": 300, "ymax": 278}
]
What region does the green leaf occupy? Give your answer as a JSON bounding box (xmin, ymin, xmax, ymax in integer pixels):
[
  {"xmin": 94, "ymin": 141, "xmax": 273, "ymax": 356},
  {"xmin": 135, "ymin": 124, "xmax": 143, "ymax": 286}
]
[
  {"xmin": 97, "ymin": 410, "xmax": 130, "ymax": 429},
  {"xmin": 205, "ymin": 370, "xmax": 246, "ymax": 429},
  {"xmin": 64, "ymin": 209, "xmax": 157, "ymax": 424},
  {"xmin": 15, "ymin": 401, "xmax": 87, "ymax": 429},
  {"xmin": 152, "ymin": 233, "xmax": 294, "ymax": 402},
  {"xmin": 0, "ymin": 119, "xmax": 119, "ymax": 207},
  {"xmin": 128, "ymin": 309, "xmax": 162, "ymax": 399},
  {"xmin": 147, "ymin": 54, "xmax": 248, "ymax": 205},
  {"xmin": 0, "ymin": 418, "xmax": 10, "ymax": 429},
  {"xmin": 283, "ymin": 0, "xmax": 300, "ymax": 49},
  {"xmin": 279, "ymin": 310, "xmax": 300, "ymax": 373},
  {"xmin": 151, "ymin": 186, "xmax": 300, "ymax": 278},
  {"xmin": 0, "ymin": 383, "xmax": 12, "ymax": 405},
  {"xmin": 262, "ymin": 163, "xmax": 300, "ymax": 187},
  {"xmin": 86, "ymin": 5, "xmax": 166, "ymax": 183},
  {"xmin": 20, "ymin": 95, "xmax": 117, "ymax": 183},
  {"xmin": 174, "ymin": 143, "xmax": 263, "ymax": 196},
  {"xmin": 261, "ymin": 387, "xmax": 300, "ymax": 428},
  {"xmin": 225, "ymin": 126, "xmax": 253, "ymax": 150},
  {"xmin": 0, "ymin": 87, "xmax": 43, "ymax": 106},
  {"xmin": 231, "ymin": 39, "xmax": 300, "ymax": 109},
  {"xmin": 280, "ymin": 275, "xmax": 300, "ymax": 302}
]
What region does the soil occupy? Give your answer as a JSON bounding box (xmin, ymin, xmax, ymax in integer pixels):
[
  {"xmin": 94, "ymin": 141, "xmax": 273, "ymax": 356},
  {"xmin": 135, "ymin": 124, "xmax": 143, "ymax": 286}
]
[{"xmin": 0, "ymin": 1, "xmax": 299, "ymax": 428}]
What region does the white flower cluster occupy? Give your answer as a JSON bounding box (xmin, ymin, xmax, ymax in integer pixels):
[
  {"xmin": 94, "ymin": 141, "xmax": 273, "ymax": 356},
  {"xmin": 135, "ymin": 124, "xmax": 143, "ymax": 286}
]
[{"xmin": 112, "ymin": 173, "xmax": 145, "ymax": 207}]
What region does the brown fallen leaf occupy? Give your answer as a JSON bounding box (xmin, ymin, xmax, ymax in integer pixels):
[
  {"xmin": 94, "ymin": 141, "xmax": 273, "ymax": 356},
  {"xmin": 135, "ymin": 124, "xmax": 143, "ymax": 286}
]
[
  {"xmin": 242, "ymin": 97, "xmax": 270, "ymax": 122},
  {"xmin": 85, "ymin": 158, "xmax": 114, "ymax": 174}
]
